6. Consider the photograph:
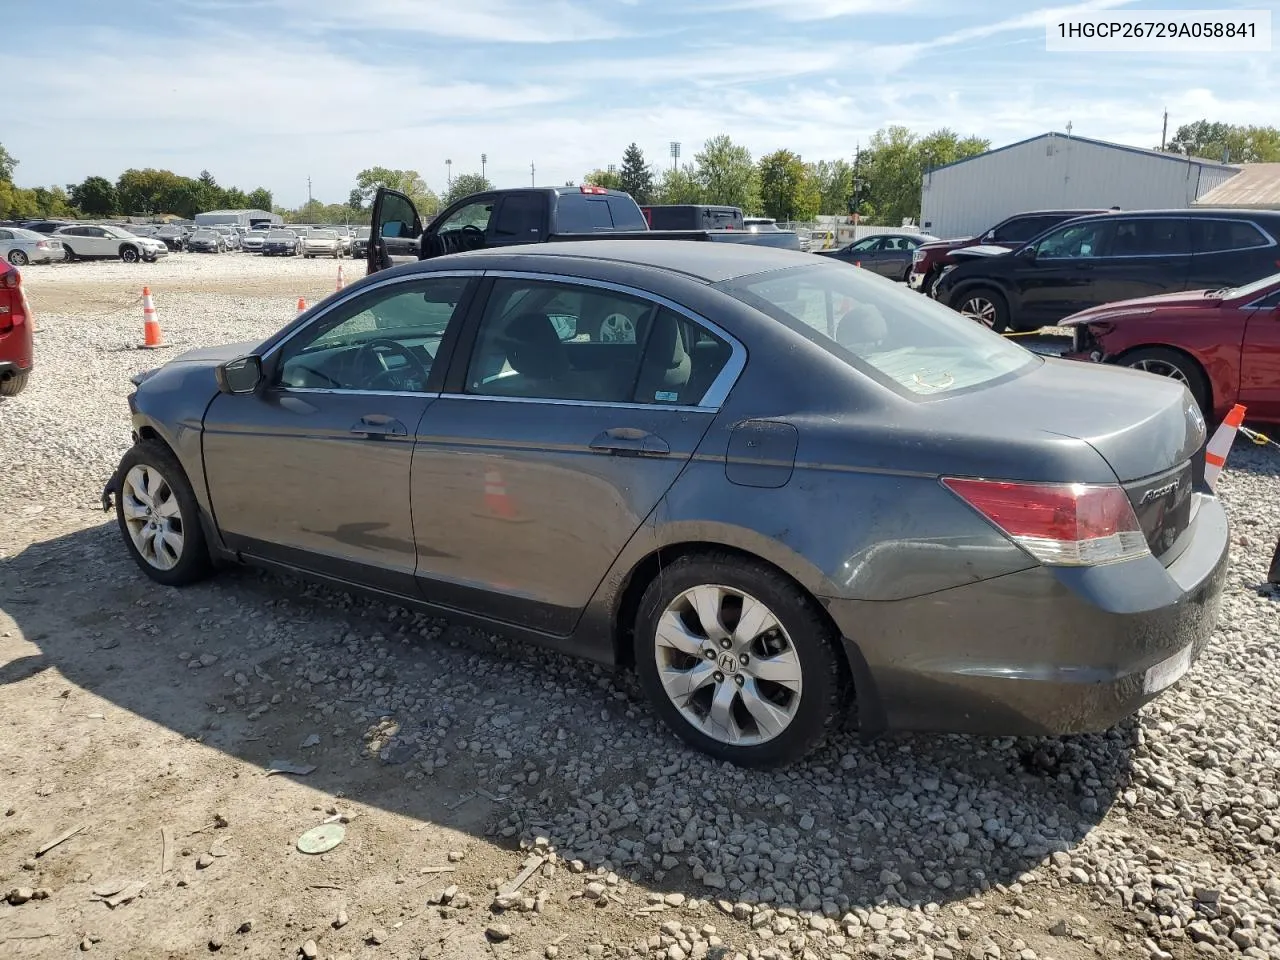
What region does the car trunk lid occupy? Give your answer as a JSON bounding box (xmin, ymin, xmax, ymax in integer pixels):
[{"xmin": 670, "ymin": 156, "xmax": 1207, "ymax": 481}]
[{"xmin": 940, "ymin": 357, "xmax": 1205, "ymax": 563}]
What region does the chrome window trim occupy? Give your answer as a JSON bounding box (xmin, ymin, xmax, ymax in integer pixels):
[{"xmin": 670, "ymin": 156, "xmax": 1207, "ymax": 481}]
[
  {"xmin": 1242, "ymin": 290, "xmax": 1280, "ymax": 311},
  {"xmin": 1188, "ymin": 216, "xmax": 1277, "ymax": 255},
  {"xmin": 259, "ymin": 269, "xmax": 486, "ymax": 364},
  {"xmin": 477, "ymin": 269, "xmax": 747, "ymax": 410},
  {"xmin": 1037, "ymin": 215, "xmax": 1278, "ymax": 261},
  {"xmin": 273, "ymin": 387, "xmax": 441, "ymax": 400},
  {"xmin": 437, "ymin": 393, "xmax": 710, "ymax": 414}
]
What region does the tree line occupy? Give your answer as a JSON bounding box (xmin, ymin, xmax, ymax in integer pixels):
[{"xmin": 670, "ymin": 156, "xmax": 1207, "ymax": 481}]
[{"xmin": 1160, "ymin": 121, "xmax": 1280, "ymax": 163}]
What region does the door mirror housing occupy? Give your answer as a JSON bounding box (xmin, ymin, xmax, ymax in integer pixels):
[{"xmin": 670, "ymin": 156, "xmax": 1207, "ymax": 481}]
[{"xmin": 216, "ymin": 355, "xmax": 263, "ymax": 394}]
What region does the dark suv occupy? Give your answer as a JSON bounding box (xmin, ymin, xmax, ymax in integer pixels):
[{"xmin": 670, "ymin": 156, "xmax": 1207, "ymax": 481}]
[
  {"xmin": 910, "ymin": 209, "xmax": 1113, "ymax": 296},
  {"xmin": 933, "ymin": 208, "xmax": 1280, "ymax": 332}
]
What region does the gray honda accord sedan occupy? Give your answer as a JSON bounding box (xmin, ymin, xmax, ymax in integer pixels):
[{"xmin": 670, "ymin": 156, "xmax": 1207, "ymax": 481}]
[{"xmin": 104, "ymin": 241, "xmax": 1229, "ymax": 768}]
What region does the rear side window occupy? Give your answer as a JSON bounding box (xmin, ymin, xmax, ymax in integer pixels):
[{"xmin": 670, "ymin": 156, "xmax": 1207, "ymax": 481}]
[
  {"xmin": 1109, "ymin": 218, "xmax": 1191, "ymax": 256},
  {"xmin": 1192, "ymin": 219, "xmax": 1271, "ymax": 253},
  {"xmin": 491, "ymin": 194, "xmax": 545, "ymax": 241}
]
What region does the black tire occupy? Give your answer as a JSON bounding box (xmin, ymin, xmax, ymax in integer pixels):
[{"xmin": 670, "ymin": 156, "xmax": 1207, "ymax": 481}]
[
  {"xmin": 0, "ymin": 370, "xmax": 30, "ymax": 397},
  {"xmin": 1119, "ymin": 346, "xmax": 1211, "ymax": 419},
  {"xmin": 114, "ymin": 440, "xmax": 214, "ymax": 587},
  {"xmin": 8, "ymin": 249, "xmax": 29, "ymax": 266},
  {"xmin": 62, "ymin": 245, "xmax": 76, "ymax": 262},
  {"xmin": 120, "ymin": 246, "xmax": 140, "ymax": 263},
  {"xmin": 633, "ymin": 552, "xmax": 849, "ymax": 769},
  {"xmin": 952, "ymin": 285, "xmax": 1010, "ymax": 334}
]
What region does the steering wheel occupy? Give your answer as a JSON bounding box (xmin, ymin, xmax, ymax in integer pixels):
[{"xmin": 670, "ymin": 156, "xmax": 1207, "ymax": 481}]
[
  {"xmin": 351, "ymin": 338, "xmax": 430, "ymax": 391},
  {"xmin": 459, "ymin": 224, "xmax": 486, "ymax": 251},
  {"xmin": 599, "ymin": 312, "xmax": 637, "ymax": 343}
]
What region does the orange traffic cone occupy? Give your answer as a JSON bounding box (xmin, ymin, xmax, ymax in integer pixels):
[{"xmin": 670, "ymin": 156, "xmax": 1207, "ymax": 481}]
[
  {"xmin": 297, "ymin": 297, "xmax": 307, "ymax": 314},
  {"xmin": 1204, "ymin": 404, "xmax": 1246, "ymax": 491},
  {"xmin": 336, "ymin": 264, "xmax": 345, "ymax": 291},
  {"xmin": 139, "ymin": 286, "xmax": 165, "ymax": 349}
]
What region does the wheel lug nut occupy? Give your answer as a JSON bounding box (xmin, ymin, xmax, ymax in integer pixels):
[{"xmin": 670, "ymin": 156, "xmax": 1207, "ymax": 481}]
[
  {"xmin": 705, "ymin": 649, "xmax": 716, "ymax": 659},
  {"xmin": 739, "ymin": 654, "xmax": 749, "ymax": 665},
  {"xmin": 735, "ymin": 675, "xmax": 744, "ymax": 687},
  {"xmin": 713, "ymin": 672, "xmax": 723, "ymax": 683},
  {"xmin": 719, "ymin": 638, "xmax": 731, "ymax": 649}
]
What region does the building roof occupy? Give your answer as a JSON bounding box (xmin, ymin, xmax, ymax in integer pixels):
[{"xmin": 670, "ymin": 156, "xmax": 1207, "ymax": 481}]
[
  {"xmin": 1192, "ymin": 163, "xmax": 1280, "ymax": 209},
  {"xmin": 928, "ymin": 132, "xmax": 1239, "ymax": 175},
  {"xmin": 197, "ymin": 208, "xmax": 274, "ymax": 216}
]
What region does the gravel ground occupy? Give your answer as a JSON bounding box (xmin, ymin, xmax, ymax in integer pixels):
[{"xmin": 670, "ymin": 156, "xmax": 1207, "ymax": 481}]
[{"xmin": 1, "ymin": 254, "xmax": 1279, "ymax": 960}]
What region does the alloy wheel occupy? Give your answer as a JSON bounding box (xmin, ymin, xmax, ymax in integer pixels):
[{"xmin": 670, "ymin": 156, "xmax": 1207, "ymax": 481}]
[
  {"xmin": 600, "ymin": 312, "xmax": 637, "ymax": 343},
  {"xmin": 120, "ymin": 464, "xmax": 186, "ymax": 571},
  {"xmin": 1128, "ymin": 358, "xmax": 1189, "ymax": 386},
  {"xmin": 8, "ymin": 250, "xmax": 28, "ymax": 266},
  {"xmin": 959, "ymin": 296, "xmax": 998, "ymax": 327},
  {"xmin": 654, "ymin": 584, "xmax": 803, "ymax": 746}
]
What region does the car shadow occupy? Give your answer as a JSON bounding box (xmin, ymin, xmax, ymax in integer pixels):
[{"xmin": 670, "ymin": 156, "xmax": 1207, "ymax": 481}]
[{"xmin": 0, "ymin": 520, "xmax": 1134, "ymax": 916}]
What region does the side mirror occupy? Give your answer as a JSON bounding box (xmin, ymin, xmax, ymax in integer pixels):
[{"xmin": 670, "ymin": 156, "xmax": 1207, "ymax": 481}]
[
  {"xmin": 981, "ymin": 231, "xmax": 995, "ymax": 243},
  {"xmin": 1017, "ymin": 245, "xmax": 1038, "ymax": 262},
  {"xmin": 215, "ymin": 355, "xmax": 263, "ymax": 395}
]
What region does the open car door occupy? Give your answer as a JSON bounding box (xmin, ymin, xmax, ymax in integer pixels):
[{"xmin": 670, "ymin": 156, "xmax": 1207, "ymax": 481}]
[{"xmin": 367, "ymin": 187, "xmax": 423, "ymax": 275}]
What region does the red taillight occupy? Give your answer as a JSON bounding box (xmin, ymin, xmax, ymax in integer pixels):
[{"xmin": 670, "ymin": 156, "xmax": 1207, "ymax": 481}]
[
  {"xmin": 580, "ymin": 185, "xmax": 608, "ymax": 194},
  {"xmin": 36, "ymin": 241, "xmax": 50, "ymax": 249},
  {"xmin": 941, "ymin": 477, "xmax": 1148, "ymax": 566}
]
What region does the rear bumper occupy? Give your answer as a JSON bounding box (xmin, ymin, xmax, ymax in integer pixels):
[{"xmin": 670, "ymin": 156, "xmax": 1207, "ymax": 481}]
[
  {"xmin": 826, "ymin": 494, "xmax": 1230, "ymax": 736},
  {"xmin": 0, "ymin": 358, "xmax": 33, "ymax": 376}
]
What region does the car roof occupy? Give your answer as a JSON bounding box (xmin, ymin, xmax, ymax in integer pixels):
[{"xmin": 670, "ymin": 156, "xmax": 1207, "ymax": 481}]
[
  {"xmin": 441, "ymin": 239, "xmax": 817, "ymax": 283},
  {"xmin": 1062, "ymin": 208, "xmax": 1280, "ymax": 220}
]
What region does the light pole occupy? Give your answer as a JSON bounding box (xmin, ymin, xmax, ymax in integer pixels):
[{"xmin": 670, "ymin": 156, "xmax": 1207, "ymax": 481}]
[
  {"xmin": 669, "ymin": 142, "xmax": 680, "ymax": 172},
  {"xmin": 530, "ymin": 161, "xmax": 536, "ymax": 187},
  {"xmin": 446, "ymin": 159, "xmax": 452, "ymax": 188},
  {"xmin": 481, "ymin": 154, "xmax": 487, "ymax": 181}
]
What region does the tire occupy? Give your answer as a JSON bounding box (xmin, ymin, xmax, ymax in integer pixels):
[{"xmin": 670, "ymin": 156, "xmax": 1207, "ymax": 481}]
[
  {"xmin": 1120, "ymin": 346, "xmax": 1211, "ymax": 418},
  {"xmin": 62, "ymin": 245, "xmax": 76, "ymax": 262},
  {"xmin": 953, "ymin": 285, "xmax": 1011, "ymax": 334},
  {"xmin": 0, "ymin": 370, "xmax": 30, "ymax": 397},
  {"xmin": 633, "ymin": 552, "xmax": 849, "ymax": 769},
  {"xmin": 8, "ymin": 249, "xmax": 29, "ymax": 266},
  {"xmin": 114, "ymin": 440, "xmax": 214, "ymax": 587},
  {"xmin": 120, "ymin": 246, "xmax": 140, "ymax": 263}
]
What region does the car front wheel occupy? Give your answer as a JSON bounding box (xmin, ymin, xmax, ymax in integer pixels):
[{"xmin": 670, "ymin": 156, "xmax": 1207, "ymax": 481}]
[
  {"xmin": 955, "ymin": 286, "xmax": 1010, "ymax": 334},
  {"xmin": 120, "ymin": 246, "xmax": 140, "ymax": 263},
  {"xmin": 634, "ymin": 553, "xmax": 849, "ymax": 768},
  {"xmin": 115, "ymin": 441, "xmax": 213, "ymax": 586}
]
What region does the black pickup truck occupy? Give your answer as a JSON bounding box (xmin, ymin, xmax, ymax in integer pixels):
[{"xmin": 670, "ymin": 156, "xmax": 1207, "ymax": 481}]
[{"xmin": 366, "ymin": 185, "xmax": 799, "ymax": 274}]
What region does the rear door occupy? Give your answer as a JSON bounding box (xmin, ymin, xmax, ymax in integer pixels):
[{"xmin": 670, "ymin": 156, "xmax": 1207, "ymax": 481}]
[
  {"xmin": 408, "ymin": 273, "xmax": 742, "ymax": 635},
  {"xmin": 1089, "ymin": 216, "xmax": 1192, "ymax": 305},
  {"xmin": 367, "ymin": 187, "xmax": 423, "ymax": 275}
]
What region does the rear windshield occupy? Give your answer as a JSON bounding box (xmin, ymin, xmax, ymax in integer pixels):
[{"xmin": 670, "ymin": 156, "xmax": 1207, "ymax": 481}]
[{"xmin": 718, "ymin": 263, "xmax": 1037, "ymax": 397}]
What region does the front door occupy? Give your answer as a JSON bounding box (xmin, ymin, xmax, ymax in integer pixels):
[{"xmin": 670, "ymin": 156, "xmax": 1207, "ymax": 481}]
[
  {"xmin": 1016, "ymin": 219, "xmax": 1117, "ymax": 325},
  {"xmin": 1240, "ymin": 288, "xmax": 1280, "ymax": 420},
  {"xmin": 202, "ymin": 273, "xmax": 478, "ymax": 593},
  {"xmin": 367, "ymin": 187, "xmax": 424, "ymax": 274},
  {"xmin": 410, "ymin": 275, "xmax": 739, "ymax": 636}
]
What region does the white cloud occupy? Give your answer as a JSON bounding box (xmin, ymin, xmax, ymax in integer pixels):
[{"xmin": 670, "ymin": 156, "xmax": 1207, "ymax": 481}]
[
  {"xmin": 704, "ymin": 0, "xmax": 928, "ymax": 20},
  {"xmin": 268, "ymin": 0, "xmax": 626, "ymax": 42}
]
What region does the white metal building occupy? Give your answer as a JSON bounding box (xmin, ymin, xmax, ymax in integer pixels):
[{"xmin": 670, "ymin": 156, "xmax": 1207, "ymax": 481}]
[
  {"xmin": 919, "ymin": 132, "xmax": 1240, "ymax": 239},
  {"xmin": 193, "ymin": 208, "xmax": 282, "ymax": 228}
]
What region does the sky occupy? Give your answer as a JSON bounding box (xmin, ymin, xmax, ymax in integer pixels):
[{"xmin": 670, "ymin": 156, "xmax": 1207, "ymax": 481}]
[{"xmin": 7, "ymin": 0, "xmax": 1278, "ymax": 208}]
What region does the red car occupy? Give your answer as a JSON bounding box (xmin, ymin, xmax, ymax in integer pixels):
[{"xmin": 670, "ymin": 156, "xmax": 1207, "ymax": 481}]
[
  {"xmin": 1062, "ymin": 272, "xmax": 1280, "ymax": 425},
  {"xmin": 0, "ymin": 260, "xmax": 34, "ymax": 396}
]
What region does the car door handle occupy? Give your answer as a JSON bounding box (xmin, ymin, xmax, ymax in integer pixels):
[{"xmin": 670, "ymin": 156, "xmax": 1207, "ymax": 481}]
[
  {"xmin": 350, "ymin": 415, "xmax": 407, "ymax": 437},
  {"xmin": 589, "ymin": 427, "xmax": 671, "ymax": 457}
]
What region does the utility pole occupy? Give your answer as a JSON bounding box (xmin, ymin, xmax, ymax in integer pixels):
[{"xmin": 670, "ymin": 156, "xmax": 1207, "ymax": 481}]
[
  {"xmin": 1161, "ymin": 109, "xmax": 1168, "ymax": 150},
  {"xmin": 307, "ymin": 176, "xmax": 312, "ymax": 209},
  {"xmin": 669, "ymin": 141, "xmax": 681, "ymax": 172},
  {"xmin": 530, "ymin": 161, "xmax": 536, "ymax": 187},
  {"xmin": 481, "ymin": 154, "xmax": 487, "ymax": 181},
  {"xmin": 446, "ymin": 159, "xmax": 452, "ymax": 188}
]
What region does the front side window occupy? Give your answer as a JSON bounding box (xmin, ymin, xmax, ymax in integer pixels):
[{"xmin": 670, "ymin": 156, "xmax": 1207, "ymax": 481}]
[
  {"xmin": 848, "ymin": 237, "xmax": 881, "ymax": 252},
  {"xmin": 277, "ymin": 277, "xmax": 473, "ymax": 392},
  {"xmin": 719, "ymin": 262, "xmax": 1035, "ymax": 398},
  {"xmin": 1035, "ymin": 221, "xmax": 1115, "ymax": 259},
  {"xmin": 438, "ymin": 200, "xmax": 493, "ymax": 234},
  {"xmin": 464, "ymin": 279, "xmax": 730, "ymax": 406}
]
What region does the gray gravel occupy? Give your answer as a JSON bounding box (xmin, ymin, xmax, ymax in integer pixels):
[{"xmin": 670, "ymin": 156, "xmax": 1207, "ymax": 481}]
[{"xmin": 3, "ymin": 255, "xmax": 1280, "ymax": 959}]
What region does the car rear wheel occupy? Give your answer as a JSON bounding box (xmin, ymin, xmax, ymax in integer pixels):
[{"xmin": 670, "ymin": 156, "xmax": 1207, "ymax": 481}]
[
  {"xmin": 8, "ymin": 250, "xmax": 29, "ymax": 266},
  {"xmin": 115, "ymin": 441, "xmax": 213, "ymax": 586},
  {"xmin": 61, "ymin": 245, "xmax": 76, "ymax": 262},
  {"xmin": 634, "ymin": 553, "xmax": 848, "ymax": 768},
  {"xmin": 956, "ymin": 286, "xmax": 1010, "ymax": 334},
  {"xmin": 1121, "ymin": 347, "xmax": 1211, "ymax": 418},
  {"xmin": 0, "ymin": 370, "xmax": 30, "ymax": 397},
  {"xmin": 120, "ymin": 246, "xmax": 140, "ymax": 263}
]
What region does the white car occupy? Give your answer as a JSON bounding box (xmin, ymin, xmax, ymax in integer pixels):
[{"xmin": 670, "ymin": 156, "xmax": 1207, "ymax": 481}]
[
  {"xmin": 301, "ymin": 229, "xmax": 341, "ymax": 259},
  {"xmin": 52, "ymin": 225, "xmax": 168, "ymax": 263}
]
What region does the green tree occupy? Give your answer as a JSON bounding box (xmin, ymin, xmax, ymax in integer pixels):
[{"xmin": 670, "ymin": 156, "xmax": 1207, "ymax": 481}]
[
  {"xmin": 694, "ymin": 135, "xmax": 757, "ymax": 210},
  {"xmin": 757, "ymin": 149, "xmax": 819, "ymax": 222},
  {"xmin": 247, "ymin": 187, "xmax": 273, "ymax": 211},
  {"xmin": 583, "ymin": 168, "xmax": 623, "ymax": 190},
  {"xmin": 654, "ymin": 164, "xmax": 704, "ymax": 204},
  {"xmin": 859, "ymin": 126, "xmax": 988, "ymax": 224},
  {"xmin": 69, "ymin": 176, "xmax": 118, "ymax": 217},
  {"xmin": 442, "ymin": 173, "xmax": 494, "ymax": 205},
  {"xmin": 618, "ymin": 143, "xmax": 654, "ymax": 204},
  {"xmin": 810, "ymin": 159, "xmax": 852, "ymax": 216},
  {"xmin": 1165, "ymin": 119, "xmax": 1280, "ymax": 162},
  {"xmin": 0, "ymin": 181, "xmax": 39, "ymax": 219},
  {"xmin": 0, "ymin": 143, "xmax": 16, "ymax": 182},
  {"xmin": 347, "ymin": 189, "xmax": 365, "ymax": 212},
  {"xmin": 354, "ymin": 167, "xmax": 439, "ymax": 213},
  {"xmin": 31, "ymin": 186, "xmax": 74, "ymax": 218}
]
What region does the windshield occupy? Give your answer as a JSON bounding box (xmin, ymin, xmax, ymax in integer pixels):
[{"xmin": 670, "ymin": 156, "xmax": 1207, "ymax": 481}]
[
  {"xmin": 266, "ymin": 231, "xmax": 294, "ymax": 239},
  {"xmin": 1219, "ymin": 271, "xmax": 1280, "ymax": 299},
  {"xmin": 311, "ymin": 230, "xmax": 338, "ymax": 239},
  {"xmin": 717, "ymin": 263, "xmax": 1037, "ymax": 398},
  {"xmin": 356, "ymin": 227, "xmax": 371, "ymax": 238},
  {"xmin": 193, "ymin": 230, "xmax": 216, "ymax": 238}
]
